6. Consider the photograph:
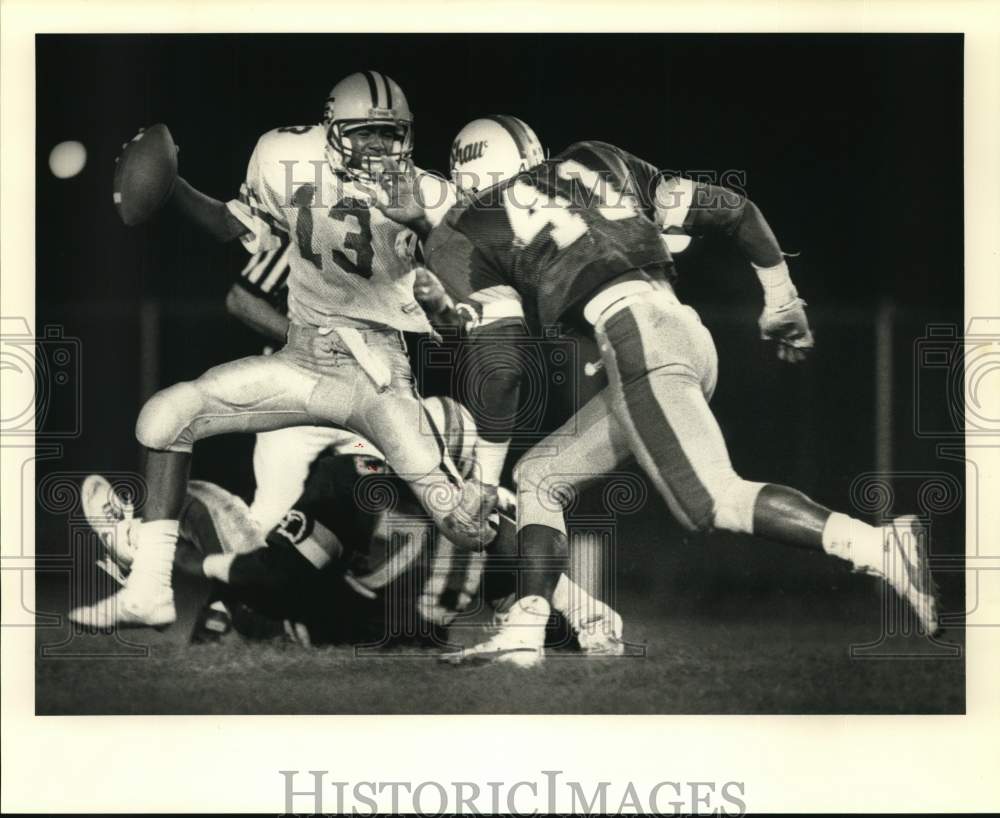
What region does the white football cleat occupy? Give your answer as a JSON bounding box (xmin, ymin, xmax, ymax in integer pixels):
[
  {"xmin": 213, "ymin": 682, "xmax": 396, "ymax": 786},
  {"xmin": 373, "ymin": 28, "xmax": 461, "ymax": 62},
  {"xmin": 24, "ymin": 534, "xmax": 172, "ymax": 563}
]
[
  {"xmin": 864, "ymin": 515, "xmax": 940, "ymax": 635},
  {"xmin": 445, "ymin": 633, "xmax": 544, "ymax": 668},
  {"xmin": 444, "ymin": 595, "xmax": 548, "ymax": 668},
  {"xmin": 68, "ymin": 586, "xmax": 176, "ymax": 629},
  {"xmin": 81, "ymin": 474, "xmax": 139, "ymax": 579},
  {"xmin": 575, "ymin": 605, "xmax": 625, "ymax": 656}
]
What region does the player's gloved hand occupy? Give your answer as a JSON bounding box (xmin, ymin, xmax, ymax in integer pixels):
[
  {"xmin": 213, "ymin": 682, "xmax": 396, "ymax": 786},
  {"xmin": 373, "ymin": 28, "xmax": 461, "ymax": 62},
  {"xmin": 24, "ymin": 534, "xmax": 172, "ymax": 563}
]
[
  {"xmin": 759, "ymin": 297, "xmax": 814, "ymax": 363},
  {"xmin": 445, "ymin": 480, "xmax": 499, "ymax": 551},
  {"xmin": 413, "ymin": 267, "xmax": 450, "ymax": 313}
]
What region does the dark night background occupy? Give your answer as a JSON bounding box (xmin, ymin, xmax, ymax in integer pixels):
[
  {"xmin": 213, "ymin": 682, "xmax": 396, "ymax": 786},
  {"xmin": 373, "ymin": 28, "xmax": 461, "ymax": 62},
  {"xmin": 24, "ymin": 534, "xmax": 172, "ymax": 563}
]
[{"xmin": 32, "ymin": 34, "xmax": 966, "ymax": 712}]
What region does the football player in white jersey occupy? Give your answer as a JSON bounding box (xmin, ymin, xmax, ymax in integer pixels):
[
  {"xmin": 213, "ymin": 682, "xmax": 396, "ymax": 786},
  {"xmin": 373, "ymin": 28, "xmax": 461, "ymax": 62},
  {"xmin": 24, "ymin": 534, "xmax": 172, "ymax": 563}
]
[
  {"xmin": 70, "ymin": 71, "xmax": 493, "ymax": 631},
  {"xmin": 226, "ymin": 227, "xmax": 454, "ymax": 531},
  {"xmin": 223, "ymin": 231, "xmax": 369, "ymax": 531}
]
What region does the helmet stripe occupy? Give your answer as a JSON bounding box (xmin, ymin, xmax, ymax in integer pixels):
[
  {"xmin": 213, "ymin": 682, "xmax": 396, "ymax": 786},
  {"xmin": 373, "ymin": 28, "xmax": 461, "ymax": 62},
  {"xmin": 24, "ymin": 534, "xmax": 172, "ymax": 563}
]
[
  {"xmin": 361, "ymin": 71, "xmax": 380, "ymax": 107},
  {"xmin": 485, "ymin": 115, "xmax": 529, "ymax": 160},
  {"xmin": 377, "ymin": 72, "xmax": 394, "ymax": 109},
  {"xmin": 507, "ymin": 117, "xmax": 534, "ymax": 155}
]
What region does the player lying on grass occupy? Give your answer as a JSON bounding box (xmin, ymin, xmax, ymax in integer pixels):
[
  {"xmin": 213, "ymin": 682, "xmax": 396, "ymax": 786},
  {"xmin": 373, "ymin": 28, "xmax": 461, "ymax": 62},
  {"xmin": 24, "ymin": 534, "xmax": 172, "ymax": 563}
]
[
  {"xmin": 371, "ymin": 116, "xmax": 941, "ymax": 667},
  {"xmin": 79, "ymin": 396, "xmax": 623, "ymax": 654}
]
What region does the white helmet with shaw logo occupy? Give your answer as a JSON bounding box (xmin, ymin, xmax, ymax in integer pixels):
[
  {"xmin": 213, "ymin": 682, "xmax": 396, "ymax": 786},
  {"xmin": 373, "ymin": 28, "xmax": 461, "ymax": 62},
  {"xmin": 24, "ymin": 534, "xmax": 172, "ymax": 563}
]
[
  {"xmin": 449, "ymin": 115, "xmax": 544, "ymax": 195},
  {"xmin": 323, "ymin": 71, "xmax": 414, "ymax": 180}
]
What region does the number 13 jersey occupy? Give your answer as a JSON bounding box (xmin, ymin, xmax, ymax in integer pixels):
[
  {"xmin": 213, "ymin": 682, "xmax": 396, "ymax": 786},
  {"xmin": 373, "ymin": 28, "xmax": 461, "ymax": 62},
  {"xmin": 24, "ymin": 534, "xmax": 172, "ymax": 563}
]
[{"xmin": 227, "ymin": 125, "xmax": 454, "ymax": 333}]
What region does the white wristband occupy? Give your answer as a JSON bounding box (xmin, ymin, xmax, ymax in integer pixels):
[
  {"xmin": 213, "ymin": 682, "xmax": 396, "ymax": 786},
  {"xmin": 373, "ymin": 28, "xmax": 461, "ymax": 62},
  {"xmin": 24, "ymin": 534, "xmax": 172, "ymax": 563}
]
[{"xmin": 753, "ymin": 260, "xmax": 798, "ymax": 308}]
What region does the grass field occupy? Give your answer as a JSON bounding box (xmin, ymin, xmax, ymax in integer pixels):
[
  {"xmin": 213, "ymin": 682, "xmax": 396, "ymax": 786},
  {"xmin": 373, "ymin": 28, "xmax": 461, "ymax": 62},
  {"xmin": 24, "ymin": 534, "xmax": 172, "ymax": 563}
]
[{"xmin": 34, "ymin": 527, "xmax": 965, "ymax": 715}]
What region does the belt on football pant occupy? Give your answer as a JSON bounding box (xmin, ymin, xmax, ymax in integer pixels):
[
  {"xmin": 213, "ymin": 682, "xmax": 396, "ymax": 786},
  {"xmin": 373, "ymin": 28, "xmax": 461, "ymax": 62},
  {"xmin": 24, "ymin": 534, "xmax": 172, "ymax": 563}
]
[
  {"xmin": 583, "ymin": 279, "xmax": 681, "ymax": 329},
  {"xmin": 286, "ymin": 324, "xmax": 403, "ymax": 392}
]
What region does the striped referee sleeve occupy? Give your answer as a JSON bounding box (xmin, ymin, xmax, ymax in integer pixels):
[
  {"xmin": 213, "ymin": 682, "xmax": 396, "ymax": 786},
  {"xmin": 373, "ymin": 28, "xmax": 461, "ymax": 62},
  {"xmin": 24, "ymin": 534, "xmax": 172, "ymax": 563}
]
[{"xmin": 234, "ymin": 232, "xmax": 292, "ymax": 307}]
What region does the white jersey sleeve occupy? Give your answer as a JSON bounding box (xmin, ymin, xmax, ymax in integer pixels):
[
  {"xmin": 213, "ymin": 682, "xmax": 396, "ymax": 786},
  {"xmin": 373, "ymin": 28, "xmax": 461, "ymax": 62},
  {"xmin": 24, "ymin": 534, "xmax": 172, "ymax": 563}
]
[{"xmin": 226, "ymin": 131, "xmax": 301, "ymax": 255}]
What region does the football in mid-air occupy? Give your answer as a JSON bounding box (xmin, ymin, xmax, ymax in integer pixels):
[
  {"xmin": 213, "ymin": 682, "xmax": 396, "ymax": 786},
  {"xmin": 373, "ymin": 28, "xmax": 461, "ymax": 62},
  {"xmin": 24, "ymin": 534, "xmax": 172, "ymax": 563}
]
[{"xmin": 112, "ymin": 124, "xmax": 178, "ymax": 226}]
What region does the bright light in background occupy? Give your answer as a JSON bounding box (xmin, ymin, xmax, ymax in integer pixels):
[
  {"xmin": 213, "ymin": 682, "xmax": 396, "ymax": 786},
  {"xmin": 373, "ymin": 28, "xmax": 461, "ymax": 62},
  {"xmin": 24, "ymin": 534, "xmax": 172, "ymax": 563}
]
[{"xmin": 49, "ymin": 140, "xmax": 87, "ymax": 178}]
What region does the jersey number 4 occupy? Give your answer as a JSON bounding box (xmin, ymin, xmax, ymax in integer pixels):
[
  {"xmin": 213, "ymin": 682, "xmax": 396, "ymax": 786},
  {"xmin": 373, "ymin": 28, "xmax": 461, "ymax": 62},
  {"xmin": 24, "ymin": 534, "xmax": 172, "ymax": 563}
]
[
  {"xmin": 503, "ymin": 159, "xmax": 639, "ymax": 250},
  {"xmin": 294, "ymin": 185, "xmax": 375, "ymax": 279}
]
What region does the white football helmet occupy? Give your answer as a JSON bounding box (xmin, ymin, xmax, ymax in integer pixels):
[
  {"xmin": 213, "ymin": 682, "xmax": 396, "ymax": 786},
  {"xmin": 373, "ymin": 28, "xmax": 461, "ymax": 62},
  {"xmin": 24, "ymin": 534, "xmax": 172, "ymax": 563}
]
[
  {"xmin": 449, "ymin": 115, "xmax": 545, "ymax": 195},
  {"xmin": 323, "ymin": 71, "xmax": 413, "ymax": 179}
]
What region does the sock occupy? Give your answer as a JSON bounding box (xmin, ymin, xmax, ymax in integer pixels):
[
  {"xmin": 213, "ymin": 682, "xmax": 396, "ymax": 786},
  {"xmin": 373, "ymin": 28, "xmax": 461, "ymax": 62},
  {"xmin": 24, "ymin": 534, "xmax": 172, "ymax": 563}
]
[
  {"xmin": 203, "ymin": 553, "xmax": 237, "ymax": 584},
  {"xmin": 821, "ymin": 512, "xmax": 883, "ymax": 570},
  {"xmin": 128, "ymin": 519, "xmax": 179, "ymax": 601},
  {"xmin": 551, "ymin": 573, "xmax": 598, "ymax": 631}
]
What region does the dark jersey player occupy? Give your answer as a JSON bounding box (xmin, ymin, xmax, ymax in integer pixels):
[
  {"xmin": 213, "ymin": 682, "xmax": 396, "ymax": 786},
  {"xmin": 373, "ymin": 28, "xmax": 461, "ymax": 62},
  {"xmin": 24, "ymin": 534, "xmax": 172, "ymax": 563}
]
[
  {"xmin": 79, "ymin": 396, "xmax": 623, "ymax": 654},
  {"xmin": 372, "ymin": 116, "xmax": 940, "ymax": 667}
]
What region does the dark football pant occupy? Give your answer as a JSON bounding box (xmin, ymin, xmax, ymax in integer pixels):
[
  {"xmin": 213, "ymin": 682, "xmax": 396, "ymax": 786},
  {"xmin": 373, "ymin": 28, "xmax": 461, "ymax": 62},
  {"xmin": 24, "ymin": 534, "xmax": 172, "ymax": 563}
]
[{"xmin": 516, "ymin": 289, "xmax": 764, "ymax": 536}]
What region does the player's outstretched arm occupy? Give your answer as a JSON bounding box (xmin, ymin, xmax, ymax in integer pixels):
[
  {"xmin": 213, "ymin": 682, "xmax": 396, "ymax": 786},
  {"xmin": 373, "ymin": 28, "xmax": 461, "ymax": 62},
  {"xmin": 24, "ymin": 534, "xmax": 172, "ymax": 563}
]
[
  {"xmin": 113, "ymin": 125, "xmax": 247, "ymax": 241},
  {"xmin": 225, "ymin": 283, "xmax": 289, "ymax": 343},
  {"xmin": 676, "ymin": 182, "xmax": 814, "ymax": 362},
  {"xmin": 170, "ymin": 176, "xmax": 249, "ymax": 243}
]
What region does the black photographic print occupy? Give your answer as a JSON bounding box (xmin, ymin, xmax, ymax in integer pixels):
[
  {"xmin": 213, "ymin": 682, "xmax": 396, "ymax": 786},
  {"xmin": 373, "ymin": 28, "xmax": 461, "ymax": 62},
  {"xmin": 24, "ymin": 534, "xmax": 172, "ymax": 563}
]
[
  {"xmin": 30, "ymin": 33, "xmax": 966, "ymax": 714},
  {"xmin": 4, "ymin": 5, "xmax": 999, "ymax": 815}
]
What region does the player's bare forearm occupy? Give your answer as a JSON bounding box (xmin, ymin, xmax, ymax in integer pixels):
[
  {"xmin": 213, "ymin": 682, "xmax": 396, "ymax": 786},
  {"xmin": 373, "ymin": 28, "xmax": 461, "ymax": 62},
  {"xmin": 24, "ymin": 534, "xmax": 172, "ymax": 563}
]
[
  {"xmin": 225, "ymin": 284, "xmax": 290, "ymax": 344},
  {"xmin": 169, "ymin": 176, "xmax": 248, "ymax": 243}
]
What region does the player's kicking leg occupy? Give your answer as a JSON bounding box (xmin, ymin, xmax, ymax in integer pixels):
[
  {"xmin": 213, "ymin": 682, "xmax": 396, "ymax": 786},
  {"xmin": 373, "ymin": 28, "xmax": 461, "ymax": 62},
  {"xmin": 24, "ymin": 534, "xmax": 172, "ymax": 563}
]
[
  {"xmin": 591, "ymin": 282, "xmax": 939, "ymax": 634},
  {"xmin": 67, "ymin": 352, "xmax": 319, "ymax": 629}
]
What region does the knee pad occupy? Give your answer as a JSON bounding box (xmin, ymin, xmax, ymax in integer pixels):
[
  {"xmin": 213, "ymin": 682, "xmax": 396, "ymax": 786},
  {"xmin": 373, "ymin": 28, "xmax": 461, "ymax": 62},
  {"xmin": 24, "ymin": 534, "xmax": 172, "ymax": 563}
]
[
  {"xmin": 513, "ymin": 456, "xmax": 572, "ymax": 509},
  {"xmin": 135, "ymin": 382, "xmax": 204, "ymax": 452},
  {"xmin": 712, "ymin": 478, "xmax": 766, "ymax": 535},
  {"xmin": 513, "ymin": 456, "xmax": 571, "ymax": 533}
]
